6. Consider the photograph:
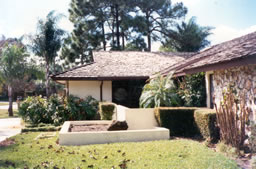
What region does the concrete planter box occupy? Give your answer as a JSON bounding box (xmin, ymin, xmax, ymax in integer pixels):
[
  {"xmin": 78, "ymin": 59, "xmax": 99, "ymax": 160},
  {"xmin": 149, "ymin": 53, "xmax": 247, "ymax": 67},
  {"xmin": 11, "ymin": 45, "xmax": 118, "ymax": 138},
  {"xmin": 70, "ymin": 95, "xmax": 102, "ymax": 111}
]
[{"xmin": 59, "ymin": 121, "xmax": 170, "ymax": 146}]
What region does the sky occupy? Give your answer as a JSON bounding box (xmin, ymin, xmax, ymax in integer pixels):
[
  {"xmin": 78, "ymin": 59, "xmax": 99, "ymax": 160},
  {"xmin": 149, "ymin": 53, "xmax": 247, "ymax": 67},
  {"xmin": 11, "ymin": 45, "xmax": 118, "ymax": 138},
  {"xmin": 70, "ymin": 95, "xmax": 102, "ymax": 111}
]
[{"xmin": 0, "ymin": 0, "xmax": 256, "ymax": 51}]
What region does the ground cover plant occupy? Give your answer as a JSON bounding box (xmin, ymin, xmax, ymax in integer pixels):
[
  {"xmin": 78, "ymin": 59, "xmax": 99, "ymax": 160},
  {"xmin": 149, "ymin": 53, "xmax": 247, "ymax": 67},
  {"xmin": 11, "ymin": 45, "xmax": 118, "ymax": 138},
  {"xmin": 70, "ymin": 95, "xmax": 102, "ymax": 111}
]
[{"xmin": 0, "ymin": 132, "xmax": 238, "ymax": 169}]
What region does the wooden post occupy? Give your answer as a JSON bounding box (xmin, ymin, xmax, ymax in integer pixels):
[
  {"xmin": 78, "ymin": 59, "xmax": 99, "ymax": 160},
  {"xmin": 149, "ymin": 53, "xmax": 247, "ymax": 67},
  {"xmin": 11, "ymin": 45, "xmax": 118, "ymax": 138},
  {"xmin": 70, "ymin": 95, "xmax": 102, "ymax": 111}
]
[
  {"xmin": 66, "ymin": 80, "xmax": 69, "ymax": 97},
  {"xmin": 100, "ymin": 81, "xmax": 103, "ymax": 101}
]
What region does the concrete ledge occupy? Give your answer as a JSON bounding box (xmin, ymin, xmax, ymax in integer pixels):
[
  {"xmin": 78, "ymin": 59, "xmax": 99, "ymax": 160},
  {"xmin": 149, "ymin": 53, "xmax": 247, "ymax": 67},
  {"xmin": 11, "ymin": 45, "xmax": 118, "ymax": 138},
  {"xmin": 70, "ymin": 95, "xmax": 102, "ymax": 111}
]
[{"xmin": 59, "ymin": 121, "xmax": 170, "ymax": 146}]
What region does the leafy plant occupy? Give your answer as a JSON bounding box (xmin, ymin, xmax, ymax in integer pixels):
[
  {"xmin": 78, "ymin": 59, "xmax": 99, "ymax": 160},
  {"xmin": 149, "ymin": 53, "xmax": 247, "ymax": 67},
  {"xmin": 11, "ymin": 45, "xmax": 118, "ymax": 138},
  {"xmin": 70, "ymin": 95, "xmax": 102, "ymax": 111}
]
[
  {"xmin": 140, "ymin": 73, "xmax": 181, "ymax": 108},
  {"xmin": 177, "ymin": 72, "xmax": 206, "ymax": 107}
]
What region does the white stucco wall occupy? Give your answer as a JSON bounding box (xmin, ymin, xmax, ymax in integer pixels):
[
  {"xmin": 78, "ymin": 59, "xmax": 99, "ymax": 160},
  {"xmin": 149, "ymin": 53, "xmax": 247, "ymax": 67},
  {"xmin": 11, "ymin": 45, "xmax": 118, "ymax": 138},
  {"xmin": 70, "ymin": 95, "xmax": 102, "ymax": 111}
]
[
  {"xmin": 125, "ymin": 108, "xmax": 158, "ymax": 130},
  {"xmin": 69, "ymin": 81, "xmax": 112, "ymax": 101}
]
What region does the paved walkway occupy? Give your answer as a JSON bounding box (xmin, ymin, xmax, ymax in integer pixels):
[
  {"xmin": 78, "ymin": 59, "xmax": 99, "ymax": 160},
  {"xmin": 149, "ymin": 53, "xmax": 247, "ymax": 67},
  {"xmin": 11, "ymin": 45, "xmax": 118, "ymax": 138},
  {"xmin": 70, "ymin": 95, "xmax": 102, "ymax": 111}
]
[{"xmin": 0, "ymin": 118, "xmax": 22, "ymax": 142}]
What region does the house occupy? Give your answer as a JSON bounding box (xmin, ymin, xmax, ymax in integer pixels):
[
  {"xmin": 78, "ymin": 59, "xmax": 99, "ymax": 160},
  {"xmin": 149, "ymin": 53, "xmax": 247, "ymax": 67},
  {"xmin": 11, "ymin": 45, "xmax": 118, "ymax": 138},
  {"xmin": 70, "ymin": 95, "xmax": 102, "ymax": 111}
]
[
  {"xmin": 52, "ymin": 51, "xmax": 196, "ymax": 107},
  {"xmin": 161, "ymin": 31, "xmax": 256, "ymax": 120}
]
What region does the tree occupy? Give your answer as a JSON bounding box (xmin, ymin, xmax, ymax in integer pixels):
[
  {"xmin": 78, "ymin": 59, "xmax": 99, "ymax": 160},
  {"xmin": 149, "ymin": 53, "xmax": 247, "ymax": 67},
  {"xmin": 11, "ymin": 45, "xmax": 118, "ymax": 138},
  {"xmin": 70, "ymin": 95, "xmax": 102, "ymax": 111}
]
[
  {"xmin": 136, "ymin": 0, "xmax": 187, "ymax": 51},
  {"xmin": 125, "ymin": 35, "xmax": 147, "ymax": 51},
  {"xmin": 62, "ymin": 0, "xmax": 108, "ymax": 66},
  {"xmin": 31, "ymin": 11, "xmax": 65, "ymax": 98},
  {"xmin": 0, "ymin": 43, "xmax": 29, "ymax": 116},
  {"xmin": 162, "ymin": 17, "xmax": 213, "ymax": 52},
  {"xmin": 139, "ymin": 73, "xmax": 181, "ymax": 108}
]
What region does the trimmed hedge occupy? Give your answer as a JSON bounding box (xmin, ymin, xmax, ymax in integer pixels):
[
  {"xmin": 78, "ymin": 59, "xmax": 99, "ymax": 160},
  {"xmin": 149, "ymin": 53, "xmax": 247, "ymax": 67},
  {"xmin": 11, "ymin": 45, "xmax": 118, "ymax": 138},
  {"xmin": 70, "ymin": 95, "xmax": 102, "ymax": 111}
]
[
  {"xmin": 154, "ymin": 107, "xmax": 219, "ymax": 141},
  {"xmin": 99, "ymin": 102, "xmax": 116, "ymax": 120},
  {"xmin": 194, "ymin": 109, "xmax": 219, "ymax": 142},
  {"xmin": 155, "ymin": 107, "xmax": 197, "ymax": 137},
  {"xmin": 22, "ymin": 123, "xmax": 61, "ymax": 132}
]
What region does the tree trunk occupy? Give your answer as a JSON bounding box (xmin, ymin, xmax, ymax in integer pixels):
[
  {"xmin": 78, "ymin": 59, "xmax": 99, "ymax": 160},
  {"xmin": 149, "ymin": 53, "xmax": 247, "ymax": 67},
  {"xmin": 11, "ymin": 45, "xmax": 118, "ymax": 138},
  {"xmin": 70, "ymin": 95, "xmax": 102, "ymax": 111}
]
[
  {"xmin": 45, "ymin": 59, "xmax": 50, "ymax": 98},
  {"xmin": 111, "ymin": 6, "xmax": 115, "ymax": 47},
  {"xmin": 122, "ymin": 31, "xmax": 125, "ymax": 50},
  {"xmin": 102, "ymin": 22, "xmax": 106, "ymax": 51},
  {"xmin": 8, "ymin": 85, "xmax": 13, "ymax": 117},
  {"xmin": 147, "ymin": 32, "xmax": 151, "ymax": 52},
  {"xmin": 146, "ymin": 12, "xmax": 151, "ymax": 52},
  {"xmin": 53, "ymin": 59, "xmax": 58, "ymax": 94},
  {"xmin": 115, "ymin": 4, "xmax": 120, "ymax": 49}
]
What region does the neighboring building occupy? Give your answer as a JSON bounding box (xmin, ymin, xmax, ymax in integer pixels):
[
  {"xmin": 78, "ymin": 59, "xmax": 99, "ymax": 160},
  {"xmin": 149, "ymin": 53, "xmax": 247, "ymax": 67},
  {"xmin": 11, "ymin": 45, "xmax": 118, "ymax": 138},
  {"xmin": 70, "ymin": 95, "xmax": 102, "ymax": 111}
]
[
  {"xmin": 161, "ymin": 31, "xmax": 256, "ymax": 121},
  {"xmin": 52, "ymin": 51, "xmax": 195, "ymax": 107}
]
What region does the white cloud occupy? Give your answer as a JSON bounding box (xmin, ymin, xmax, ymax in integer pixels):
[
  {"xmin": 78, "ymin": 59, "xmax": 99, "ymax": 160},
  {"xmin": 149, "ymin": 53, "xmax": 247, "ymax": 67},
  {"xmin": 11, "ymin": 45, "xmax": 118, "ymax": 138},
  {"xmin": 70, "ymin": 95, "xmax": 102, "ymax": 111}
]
[
  {"xmin": 152, "ymin": 42, "xmax": 161, "ymax": 52},
  {"xmin": 210, "ymin": 25, "xmax": 256, "ymax": 45},
  {"xmin": 171, "ymin": 0, "xmax": 201, "ymax": 6}
]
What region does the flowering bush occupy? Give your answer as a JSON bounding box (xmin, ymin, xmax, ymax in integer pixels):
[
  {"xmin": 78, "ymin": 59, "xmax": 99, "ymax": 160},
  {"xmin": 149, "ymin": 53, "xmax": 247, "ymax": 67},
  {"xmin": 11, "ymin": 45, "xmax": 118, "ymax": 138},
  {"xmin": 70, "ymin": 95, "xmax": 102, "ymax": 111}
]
[{"xmin": 19, "ymin": 95, "xmax": 99, "ymax": 125}]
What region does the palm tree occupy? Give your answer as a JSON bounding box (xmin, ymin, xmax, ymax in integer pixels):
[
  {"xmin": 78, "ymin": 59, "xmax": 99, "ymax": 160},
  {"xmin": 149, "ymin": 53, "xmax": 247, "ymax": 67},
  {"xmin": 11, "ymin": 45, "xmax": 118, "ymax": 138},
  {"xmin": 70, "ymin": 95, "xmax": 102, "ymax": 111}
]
[
  {"xmin": 31, "ymin": 11, "xmax": 65, "ymax": 98},
  {"xmin": 0, "ymin": 43, "xmax": 29, "ymax": 116},
  {"xmin": 162, "ymin": 17, "xmax": 213, "ymax": 52},
  {"xmin": 139, "ymin": 73, "xmax": 181, "ymax": 108}
]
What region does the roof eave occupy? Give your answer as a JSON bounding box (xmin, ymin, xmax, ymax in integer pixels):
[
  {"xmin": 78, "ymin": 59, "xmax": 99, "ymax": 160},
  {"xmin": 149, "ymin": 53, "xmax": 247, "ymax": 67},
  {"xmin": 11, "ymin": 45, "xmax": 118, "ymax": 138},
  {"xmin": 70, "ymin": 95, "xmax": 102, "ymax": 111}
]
[
  {"xmin": 184, "ymin": 54, "xmax": 256, "ymax": 74},
  {"xmin": 52, "ymin": 76, "xmax": 149, "ymax": 81}
]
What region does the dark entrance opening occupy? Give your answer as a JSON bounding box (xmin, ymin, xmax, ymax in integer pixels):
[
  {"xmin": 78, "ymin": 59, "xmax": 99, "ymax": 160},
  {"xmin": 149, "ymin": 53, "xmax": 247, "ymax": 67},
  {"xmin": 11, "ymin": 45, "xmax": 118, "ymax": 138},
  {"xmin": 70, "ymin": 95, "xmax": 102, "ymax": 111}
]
[{"xmin": 112, "ymin": 80, "xmax": 146, "ymax": 108}]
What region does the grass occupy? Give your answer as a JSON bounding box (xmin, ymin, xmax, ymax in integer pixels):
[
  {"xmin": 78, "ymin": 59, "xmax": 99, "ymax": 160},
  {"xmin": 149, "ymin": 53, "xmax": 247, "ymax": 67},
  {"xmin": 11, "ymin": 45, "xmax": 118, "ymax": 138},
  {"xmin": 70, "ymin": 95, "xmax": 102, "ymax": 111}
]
[
  {"xmin": 0, "ymin": 109, "xmax": 18, "ymax": 118},
  {"xmin": 0, "ymin": 102, "xmax": 8, "ymax": 106},
  {"xmin": 0, "ymin": 132, "xmax": 239, "ymax": 169},
  {"xmin": 0, "ymin": 102, "xmax": 16, "ymax": 106}
]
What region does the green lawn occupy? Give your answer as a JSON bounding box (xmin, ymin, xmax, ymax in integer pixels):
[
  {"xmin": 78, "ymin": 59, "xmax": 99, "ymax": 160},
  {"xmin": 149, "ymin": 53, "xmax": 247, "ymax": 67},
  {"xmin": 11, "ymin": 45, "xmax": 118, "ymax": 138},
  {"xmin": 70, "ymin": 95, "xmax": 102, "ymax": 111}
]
[
  {"xmin": 0, "ymin": 109, "xmax": 18, "ymax": 118},
  {"xmin": 0, "ymin": 132, "xmax": 238, "ymax": 169},
  {"xmin": 0, "ymin": 102, "xmax": 9, "ymax": 106}
]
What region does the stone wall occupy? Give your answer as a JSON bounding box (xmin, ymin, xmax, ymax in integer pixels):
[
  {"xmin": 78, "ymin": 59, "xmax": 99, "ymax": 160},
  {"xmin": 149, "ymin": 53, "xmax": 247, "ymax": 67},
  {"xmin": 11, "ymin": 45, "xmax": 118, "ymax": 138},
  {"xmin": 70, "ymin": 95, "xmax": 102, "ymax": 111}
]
[{"xmin": 212, "ymin": 64, "xmax": 256, "ymax": 121}]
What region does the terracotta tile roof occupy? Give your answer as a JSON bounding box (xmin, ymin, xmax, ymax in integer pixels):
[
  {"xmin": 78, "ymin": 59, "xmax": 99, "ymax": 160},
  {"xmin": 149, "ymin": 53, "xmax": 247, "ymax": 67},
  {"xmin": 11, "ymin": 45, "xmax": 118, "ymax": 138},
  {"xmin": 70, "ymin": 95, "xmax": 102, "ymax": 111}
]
[
  {"xmin": 161, "ymin": 31, "xmax": 256, "ymax": 76},
  {"xmin": 52, "ymin": 51, "xmax": 196, "ymax": 80}
]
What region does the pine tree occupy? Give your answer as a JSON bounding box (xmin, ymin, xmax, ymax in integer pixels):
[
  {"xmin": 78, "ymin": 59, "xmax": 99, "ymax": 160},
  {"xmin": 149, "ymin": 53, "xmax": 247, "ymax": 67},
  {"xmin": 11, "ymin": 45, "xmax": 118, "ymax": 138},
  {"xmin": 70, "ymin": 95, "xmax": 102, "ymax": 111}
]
[{"xmin": 135, "ymin": 0, "xmax": 187, "ymax": 51}]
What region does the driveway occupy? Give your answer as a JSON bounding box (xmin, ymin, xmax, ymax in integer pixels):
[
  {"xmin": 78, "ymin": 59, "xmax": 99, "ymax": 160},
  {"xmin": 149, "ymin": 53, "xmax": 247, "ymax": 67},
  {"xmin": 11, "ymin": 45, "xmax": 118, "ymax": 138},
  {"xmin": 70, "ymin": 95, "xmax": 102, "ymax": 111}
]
[{"xmin": 0, "ymin": 118, "xmax": 22, "ymax": 142}]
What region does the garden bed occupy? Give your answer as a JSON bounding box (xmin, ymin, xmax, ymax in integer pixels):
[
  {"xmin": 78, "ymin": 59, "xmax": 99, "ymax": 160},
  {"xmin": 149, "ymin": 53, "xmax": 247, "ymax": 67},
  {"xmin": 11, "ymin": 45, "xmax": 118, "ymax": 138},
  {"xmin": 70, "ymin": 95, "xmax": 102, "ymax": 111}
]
[
  {"xmin": 59, "ymin": 121, "xmax": 170, "ymax": 145},
  {"xmin": 69, "ymin": 124, "xmax": 109, "ymax": 132}
]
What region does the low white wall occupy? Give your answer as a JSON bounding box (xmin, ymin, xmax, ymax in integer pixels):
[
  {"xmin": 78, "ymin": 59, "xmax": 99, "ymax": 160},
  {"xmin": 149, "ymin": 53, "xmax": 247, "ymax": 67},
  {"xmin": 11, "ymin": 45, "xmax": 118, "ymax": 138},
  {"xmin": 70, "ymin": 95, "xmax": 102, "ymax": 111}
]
[
  {"xmin": 125, "ymin": 108, "xmax": 157, "ymax": 130},
  {"xmin": 116, "ymin": 105, "xmax": 128, "ymax": 121},
  {"xmin": 59, "ymin": 121, "xmax": 169, "ymax": 146},
  {"xmin": 69, "ymin": 81, "xmax": 112, "ymax": 101}
]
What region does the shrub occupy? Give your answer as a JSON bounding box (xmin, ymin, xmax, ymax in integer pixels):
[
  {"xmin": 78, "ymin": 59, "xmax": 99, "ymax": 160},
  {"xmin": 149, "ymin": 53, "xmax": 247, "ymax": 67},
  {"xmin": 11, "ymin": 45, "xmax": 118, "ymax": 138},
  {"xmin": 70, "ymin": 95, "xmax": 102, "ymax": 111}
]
[
  {"xmin": 194, "ymin": 109, "xmax": 219, "ymax": 142},
  {"xmin": 154, "ymin": 107, "xmax": 197, "ymax": 137},
  {"xmin": 177, "ymin": 72, "xmax": 206, "ymax": 107},
  {"xmin": 155, "ymin": 107, "xmax": 219, "ymax": 140},
  {"xmin": 99, "ymin": 102, "xmax": 116, "ymax": 120},
  {"xmin": 47, "ymin": 95, "xmax": 66, "ymax": 125},
  {"xmin": 19, "ymin": 96, "xmax": 48, "ymax": 124},
  {"xmin": 19, "ymin": 95, "xmax": 99, "ymax": 125},
  {"xmin": 64, "ymin": 95, "xmax": 99, "ymax": 121}
]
